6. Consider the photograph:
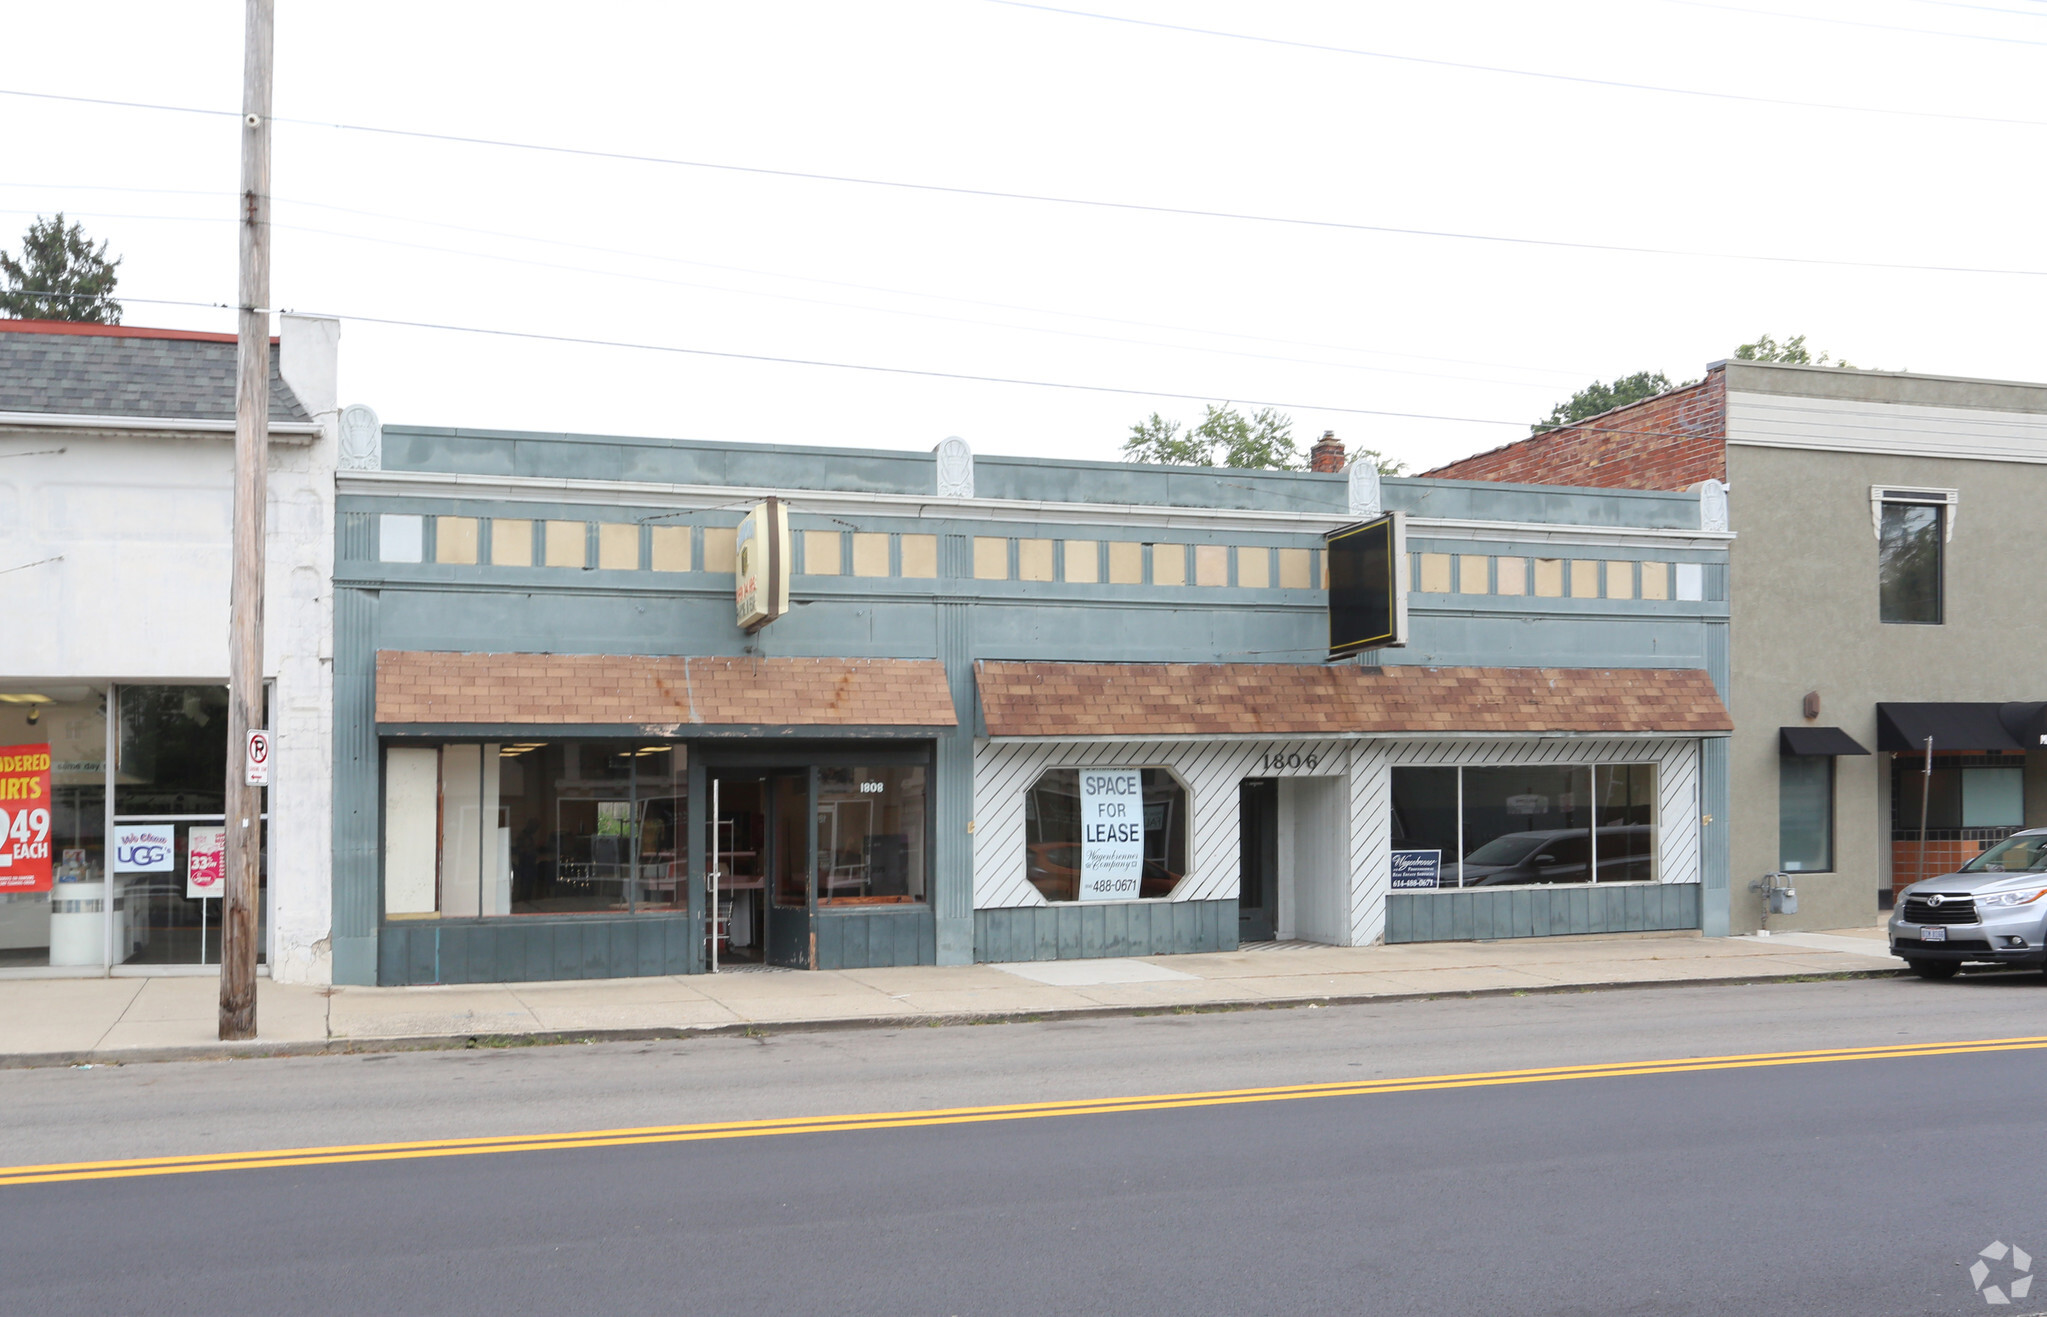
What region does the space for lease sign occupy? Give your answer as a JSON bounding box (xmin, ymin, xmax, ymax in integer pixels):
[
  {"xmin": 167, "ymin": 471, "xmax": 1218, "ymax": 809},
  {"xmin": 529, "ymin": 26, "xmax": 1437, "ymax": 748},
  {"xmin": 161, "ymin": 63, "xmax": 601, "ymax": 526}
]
[
  {"xmin": 1079, "ymin": 769, "xmax": 1144, "ymax": 901},
  {"xmin": 0, "ymin": 743, "xmax": 53, "ymax": 893}
]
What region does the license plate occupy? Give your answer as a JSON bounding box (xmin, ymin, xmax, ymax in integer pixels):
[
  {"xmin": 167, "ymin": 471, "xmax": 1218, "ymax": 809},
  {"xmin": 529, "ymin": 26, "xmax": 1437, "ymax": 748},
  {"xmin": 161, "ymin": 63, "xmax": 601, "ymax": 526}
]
[{"xmin": 1921, "ymin": 926, "xmax": 1947, "ymax": 943}]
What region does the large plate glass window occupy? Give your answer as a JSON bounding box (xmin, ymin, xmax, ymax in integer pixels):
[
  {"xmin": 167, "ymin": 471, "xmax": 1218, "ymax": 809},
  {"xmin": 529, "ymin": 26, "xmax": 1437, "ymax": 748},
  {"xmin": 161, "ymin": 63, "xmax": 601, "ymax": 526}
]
[
  {"xmin": 1024, "ymin": 767, "xmax": 1189, "ymax": 901},
  {"xmin": 1389, "ymin": 762, "xmax": 1658, "ymax": 889},
  {"xmin": 0, "ymin": 687, "xmax": 105, "ymax": 969},
  {"xmin": 384, "ymin": 740, "xmax": 684, "ymax": 918},
  {"xmin": 816, "ymin": 766, "xmax": 926, "ymax": 905},
  {"xmin": 113, "ymin": 685, "xmax": 262, "ymax": 967}
]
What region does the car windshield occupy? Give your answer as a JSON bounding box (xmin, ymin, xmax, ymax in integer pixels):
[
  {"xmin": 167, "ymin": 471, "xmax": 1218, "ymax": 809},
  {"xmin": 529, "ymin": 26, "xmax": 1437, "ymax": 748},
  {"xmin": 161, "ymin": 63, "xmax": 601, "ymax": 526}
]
[
  {"xmin": 1961, "ymin": 834, "xmax": 2047, "ymax": 873},
  {"xmin": 1463, "ymin": 835, "xmax": 1547, "ymax": 866}
]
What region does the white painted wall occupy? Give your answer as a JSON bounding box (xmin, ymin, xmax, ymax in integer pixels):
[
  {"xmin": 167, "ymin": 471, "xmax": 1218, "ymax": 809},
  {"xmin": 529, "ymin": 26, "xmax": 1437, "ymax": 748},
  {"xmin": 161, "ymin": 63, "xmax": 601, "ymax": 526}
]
[
  {"xmin": 0, "ymin": 315, "xmax": 340, "ymax": 983},
  {"xmin": 1278, "ymin": 777, "xmax": 1348, "ymax": 944}
]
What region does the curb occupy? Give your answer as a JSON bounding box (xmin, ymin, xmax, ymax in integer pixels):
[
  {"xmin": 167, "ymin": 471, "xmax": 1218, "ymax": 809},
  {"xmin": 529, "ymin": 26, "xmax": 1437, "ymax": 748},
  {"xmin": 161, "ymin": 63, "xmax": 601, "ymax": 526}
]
[{"xmin": 0, "ymin": 962, "xmax": 1913, "ymax": 1071}]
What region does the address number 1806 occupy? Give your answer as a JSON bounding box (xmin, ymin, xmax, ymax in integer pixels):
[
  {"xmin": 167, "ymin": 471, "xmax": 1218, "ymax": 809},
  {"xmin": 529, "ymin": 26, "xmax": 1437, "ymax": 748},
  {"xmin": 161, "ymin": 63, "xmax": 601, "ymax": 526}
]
[{"xmin": 1256, "ymin": 747, "xmax": 1324, "ymax": 773}]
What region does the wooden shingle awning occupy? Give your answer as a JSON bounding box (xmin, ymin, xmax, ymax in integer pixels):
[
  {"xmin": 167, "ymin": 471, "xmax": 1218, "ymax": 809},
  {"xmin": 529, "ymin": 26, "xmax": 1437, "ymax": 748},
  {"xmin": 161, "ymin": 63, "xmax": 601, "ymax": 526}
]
[
  {"xmin": 377, "ymin": 652, "xmax": 958, "ymax": 734},
  {"xmin": 975, "ymin": 661, "xmax": 1731, "ymax": 739}
]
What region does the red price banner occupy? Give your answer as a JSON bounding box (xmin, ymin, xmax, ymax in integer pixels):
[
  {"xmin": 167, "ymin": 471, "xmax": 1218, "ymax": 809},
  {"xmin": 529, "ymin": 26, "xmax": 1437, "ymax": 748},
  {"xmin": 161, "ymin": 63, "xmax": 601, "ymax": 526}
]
[{"xmin": 0, "ymin": 743, "xmax": 53, "ymax": 894}]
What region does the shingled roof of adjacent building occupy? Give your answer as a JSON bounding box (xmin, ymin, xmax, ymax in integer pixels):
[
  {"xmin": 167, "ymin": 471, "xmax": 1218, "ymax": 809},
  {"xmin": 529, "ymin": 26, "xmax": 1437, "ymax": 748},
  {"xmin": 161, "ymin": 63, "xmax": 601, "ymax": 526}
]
[
  {"xmin": 376, "ymin": 652, "xmax": 959, "ymax": 730},
  {"xmin": 0, "ymin": 319, "xmax": 310, "ymax": 423},
  {"xmin": 975, "ymin": 661, "xmax": 1732, "ymax": 737}
]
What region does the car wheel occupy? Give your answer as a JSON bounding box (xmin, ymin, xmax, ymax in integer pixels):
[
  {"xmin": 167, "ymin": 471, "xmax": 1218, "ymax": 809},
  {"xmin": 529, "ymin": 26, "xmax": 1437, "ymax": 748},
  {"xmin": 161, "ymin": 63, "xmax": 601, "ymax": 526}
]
[{"xmin": 1906, "ymin": 960, "xmax": 1959, "ymax": 980}]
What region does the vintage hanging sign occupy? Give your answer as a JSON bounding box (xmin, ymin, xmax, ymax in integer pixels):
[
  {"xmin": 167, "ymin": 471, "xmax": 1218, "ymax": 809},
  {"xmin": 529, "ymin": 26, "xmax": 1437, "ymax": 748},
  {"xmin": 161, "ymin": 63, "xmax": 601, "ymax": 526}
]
[{"xmin": 734, "ymin": 497, "xmax": 791, "ymax": 633}]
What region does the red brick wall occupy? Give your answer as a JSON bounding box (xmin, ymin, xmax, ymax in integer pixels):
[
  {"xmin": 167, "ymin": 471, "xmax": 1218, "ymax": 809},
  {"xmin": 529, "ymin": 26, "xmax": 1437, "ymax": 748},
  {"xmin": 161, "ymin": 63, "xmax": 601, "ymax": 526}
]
[
  {"xmin": 1423, "ymin": 369, "xmax": 1728, "ymax": 492},
  {"xmin": 1890, "ymin": 840, "xmax": 1993, "ymax": 898}
]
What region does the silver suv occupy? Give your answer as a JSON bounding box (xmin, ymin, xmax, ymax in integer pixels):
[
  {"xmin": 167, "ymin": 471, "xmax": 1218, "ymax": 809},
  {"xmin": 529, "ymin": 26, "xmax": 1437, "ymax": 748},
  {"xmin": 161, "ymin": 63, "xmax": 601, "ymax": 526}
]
[{"xmin": 1889, "ymin": 829, "xmax": 2047, "ymax": 979}]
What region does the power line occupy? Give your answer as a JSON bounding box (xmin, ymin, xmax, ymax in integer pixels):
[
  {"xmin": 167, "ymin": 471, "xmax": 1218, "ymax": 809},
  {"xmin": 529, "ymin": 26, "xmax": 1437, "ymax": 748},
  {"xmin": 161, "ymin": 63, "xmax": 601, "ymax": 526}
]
[
  {"xmin": 17, "ymin": 289, "xmax": 2016, "ymax": 443},
  {"xmin": 979, "ymin": 0, "xmax": 2047, "ymax": 128},
  {"xmin": 262, "ymin": 218, "xmax": 1559, "ymax": 392},
  {"xmin": 0, "ymin": 182, "xmax": 1597, "ymax": 380},
  {"xmin": 0, "ymin": 204, "xmax": 1576, "ymax": 390},
  {"xmin": 297, "ymin": 307, "xmax": 1550, "ymax": 427},
  {"xmin": 5, "ymin": 88, "xmax": 2047, "ymax": 283}
]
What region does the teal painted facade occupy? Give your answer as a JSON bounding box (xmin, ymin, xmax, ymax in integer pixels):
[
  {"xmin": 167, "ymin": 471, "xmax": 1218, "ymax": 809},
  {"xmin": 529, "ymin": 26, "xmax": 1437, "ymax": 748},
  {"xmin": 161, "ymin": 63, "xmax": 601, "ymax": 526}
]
[{"xmin": 332, "ymin": 425, "xmax": 1732, "ymax": 986}]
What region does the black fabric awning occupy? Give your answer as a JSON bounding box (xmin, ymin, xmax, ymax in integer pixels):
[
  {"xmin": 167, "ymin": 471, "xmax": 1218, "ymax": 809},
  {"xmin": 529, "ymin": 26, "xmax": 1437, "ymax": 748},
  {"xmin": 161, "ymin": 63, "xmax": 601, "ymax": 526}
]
[
  {"xmin": 1875, "ymin": 702, "xmax": 2047, "ymax": 754},
  {"xmin": 1779, "ymin": 726, "xmax": 1871, "ymax": 756}
]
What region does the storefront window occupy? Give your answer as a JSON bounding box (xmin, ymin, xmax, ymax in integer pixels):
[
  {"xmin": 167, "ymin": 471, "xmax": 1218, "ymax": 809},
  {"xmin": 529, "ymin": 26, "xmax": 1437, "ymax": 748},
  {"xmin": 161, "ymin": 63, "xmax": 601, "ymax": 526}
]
[
  {"xmin": 817, "ymin": 766, "xmax": 926, "ymax": 904},
  {"xmin": 112, "ymin": 684, "xmax": 259, "ymax": 966},
  {"xmin": 0, "ymin": 688, "xmax": 104, "ymax": 969},
  {"xmin": 1024, "ymin": 767, "xmax": 1189, "ymax": 902},
  {"xmin": 385, "ymin": 740, "xmax": 684, "ymax": 917},
  {"xmin": 1391, "ymin": 762, "xmax": 1659, "ymax": 889}
]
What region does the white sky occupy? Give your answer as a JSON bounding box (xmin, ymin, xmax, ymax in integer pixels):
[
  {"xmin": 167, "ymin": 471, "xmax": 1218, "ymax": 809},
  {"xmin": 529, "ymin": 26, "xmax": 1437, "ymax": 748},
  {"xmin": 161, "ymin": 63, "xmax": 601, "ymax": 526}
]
[{"xmin": 2, "ymin": 0, "xmax": 2042, "ymax": 473}]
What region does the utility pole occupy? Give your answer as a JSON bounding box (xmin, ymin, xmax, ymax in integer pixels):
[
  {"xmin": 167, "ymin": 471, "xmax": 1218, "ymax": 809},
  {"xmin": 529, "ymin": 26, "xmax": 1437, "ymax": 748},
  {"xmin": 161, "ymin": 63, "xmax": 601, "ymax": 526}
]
[{"xmin": 221, "ymin": 0, "xmax": 274, "ymax": 1041}]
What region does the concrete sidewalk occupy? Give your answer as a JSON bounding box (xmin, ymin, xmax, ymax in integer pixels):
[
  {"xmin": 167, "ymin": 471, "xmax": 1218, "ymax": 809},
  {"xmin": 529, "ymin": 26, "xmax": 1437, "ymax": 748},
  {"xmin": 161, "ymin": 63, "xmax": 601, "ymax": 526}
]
[{"xmin": 2, "ymin": 922, "xmax": 1907, "ymax": 1066}]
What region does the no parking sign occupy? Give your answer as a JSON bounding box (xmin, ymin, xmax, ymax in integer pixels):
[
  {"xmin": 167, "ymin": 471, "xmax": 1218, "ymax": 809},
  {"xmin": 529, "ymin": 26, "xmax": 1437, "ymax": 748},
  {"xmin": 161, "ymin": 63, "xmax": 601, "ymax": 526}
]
[{"xmin": 245, "ymin": 729, "xmax": 271, "ymax": 787}]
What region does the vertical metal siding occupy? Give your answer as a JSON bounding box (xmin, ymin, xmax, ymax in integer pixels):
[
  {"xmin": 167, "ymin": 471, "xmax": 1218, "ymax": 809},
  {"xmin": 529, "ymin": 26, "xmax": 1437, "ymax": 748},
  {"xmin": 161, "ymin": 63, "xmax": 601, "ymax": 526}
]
[{"xmin": 1383, "ymin": 884, "xmax": 1701, "ymax": 944}]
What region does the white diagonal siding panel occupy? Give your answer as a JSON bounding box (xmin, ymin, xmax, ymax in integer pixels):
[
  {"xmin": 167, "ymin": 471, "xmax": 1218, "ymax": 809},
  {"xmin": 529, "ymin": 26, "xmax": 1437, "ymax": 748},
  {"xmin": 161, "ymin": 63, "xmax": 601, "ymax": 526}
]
[
  {"xmin": 1349, "ymin": 737, "xmax": 1707, "ymax": 945},
  {"xmin": 978, "ymin": 735, "xmax": 1713, "ymax": 953},
  {"xmin": 973, "ymin": 738, "xmax": 1348, "ymax": 909}
]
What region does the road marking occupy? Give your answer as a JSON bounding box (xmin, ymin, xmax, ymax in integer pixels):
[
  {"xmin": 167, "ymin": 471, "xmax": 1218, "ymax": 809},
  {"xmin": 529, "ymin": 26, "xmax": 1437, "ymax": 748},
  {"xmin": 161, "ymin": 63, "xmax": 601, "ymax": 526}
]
[{"xmin": 9, "ymin": 1033, "xmax": 2047, "ymax": 1187}]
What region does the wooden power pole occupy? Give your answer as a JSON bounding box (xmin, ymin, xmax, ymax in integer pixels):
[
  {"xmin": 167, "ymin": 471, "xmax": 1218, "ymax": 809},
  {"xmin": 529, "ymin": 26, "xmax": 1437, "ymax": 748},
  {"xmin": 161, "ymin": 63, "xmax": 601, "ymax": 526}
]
[{"xmin": 221, "ymin": 0, "xmax": 274, "ymax": 1041}]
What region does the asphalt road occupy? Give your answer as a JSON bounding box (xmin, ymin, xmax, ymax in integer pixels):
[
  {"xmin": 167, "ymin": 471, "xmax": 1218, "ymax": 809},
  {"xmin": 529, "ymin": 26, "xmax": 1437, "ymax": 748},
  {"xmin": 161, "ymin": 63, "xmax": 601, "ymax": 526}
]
[{"xmin": 6, "ymin": 975, "xmax": 2047, "ymax": 1316}]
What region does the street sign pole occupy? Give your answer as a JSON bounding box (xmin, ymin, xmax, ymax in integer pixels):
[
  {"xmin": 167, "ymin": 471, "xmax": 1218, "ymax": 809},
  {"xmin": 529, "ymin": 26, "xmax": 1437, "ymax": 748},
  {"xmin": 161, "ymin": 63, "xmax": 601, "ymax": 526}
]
[{"xmin": 221, "ymin": 0, "xmax": 274, "ymax": 1041}]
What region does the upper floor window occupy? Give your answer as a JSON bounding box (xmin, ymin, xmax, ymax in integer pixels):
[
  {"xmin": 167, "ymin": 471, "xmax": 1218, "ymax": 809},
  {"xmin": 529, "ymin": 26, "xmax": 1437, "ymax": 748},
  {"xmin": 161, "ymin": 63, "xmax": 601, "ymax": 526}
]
[{"xmin": 1874, "ymin": 488, "xmax": 1955, "ymax": 625}]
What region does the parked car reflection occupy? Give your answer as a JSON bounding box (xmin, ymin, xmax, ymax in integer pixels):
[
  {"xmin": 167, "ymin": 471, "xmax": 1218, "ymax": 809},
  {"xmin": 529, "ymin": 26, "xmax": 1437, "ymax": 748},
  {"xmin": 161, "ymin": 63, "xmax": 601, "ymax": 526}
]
[{"xmin": 1444, "ymin": 825, "xmax": 1654, "ymax": 887}]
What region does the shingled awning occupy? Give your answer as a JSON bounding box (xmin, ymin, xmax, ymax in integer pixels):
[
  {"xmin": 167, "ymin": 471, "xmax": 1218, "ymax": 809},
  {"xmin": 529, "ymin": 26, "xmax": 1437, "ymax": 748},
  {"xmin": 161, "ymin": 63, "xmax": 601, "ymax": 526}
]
[
  {"xmin": 377, "ymin": 652, "xmax": 958, "ymax": 734},
  {"xmin": 975, "ymin": 661, "xmax": 1731, "ymax": 739}
]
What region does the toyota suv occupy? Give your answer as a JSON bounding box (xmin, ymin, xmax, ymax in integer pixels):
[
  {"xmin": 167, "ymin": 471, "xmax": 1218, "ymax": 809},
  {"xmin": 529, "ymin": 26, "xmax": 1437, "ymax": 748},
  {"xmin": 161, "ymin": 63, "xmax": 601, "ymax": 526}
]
[{"xmin": 1889, "ymin": 829, "xmax": 2047, "ymax": 979}]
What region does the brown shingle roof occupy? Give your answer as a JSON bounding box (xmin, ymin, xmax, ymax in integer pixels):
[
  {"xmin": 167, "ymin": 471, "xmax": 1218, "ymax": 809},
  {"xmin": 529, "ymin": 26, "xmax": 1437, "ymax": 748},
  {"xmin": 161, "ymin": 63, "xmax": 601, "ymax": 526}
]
[
  {"xmin": 976, "ymin": 661, "xmax": 1731, "ymax": 738},
  {"xmin": 377, "ymin": 652, "xmax": 958, "ymax": 729}
]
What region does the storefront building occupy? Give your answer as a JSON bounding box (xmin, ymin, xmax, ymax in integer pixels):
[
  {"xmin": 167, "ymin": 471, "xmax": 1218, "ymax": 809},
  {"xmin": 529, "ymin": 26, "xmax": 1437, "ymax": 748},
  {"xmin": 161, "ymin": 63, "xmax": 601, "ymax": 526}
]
[
  {"xmin": 0, "ymin": 317, "xmax": 340, "ymax": 979},
  {"xmin": 335, "ymin": 423, "xmax": 1732, "ymax": 985}
]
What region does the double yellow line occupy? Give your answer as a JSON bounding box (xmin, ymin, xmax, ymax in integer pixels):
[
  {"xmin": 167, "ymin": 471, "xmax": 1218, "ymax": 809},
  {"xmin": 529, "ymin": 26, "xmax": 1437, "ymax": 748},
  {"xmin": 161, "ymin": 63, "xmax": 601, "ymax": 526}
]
[{"xmin": 8, "ymin": 1033, "xmax": 2045, "ymax": 1188}]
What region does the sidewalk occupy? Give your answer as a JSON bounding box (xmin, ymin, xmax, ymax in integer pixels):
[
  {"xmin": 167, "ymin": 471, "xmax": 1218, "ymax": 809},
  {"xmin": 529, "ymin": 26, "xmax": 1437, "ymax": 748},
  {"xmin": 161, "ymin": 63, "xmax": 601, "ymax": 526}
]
[{"xmin": 1, "ymin": 923, "xmax": 1903, "ymax": 1066}]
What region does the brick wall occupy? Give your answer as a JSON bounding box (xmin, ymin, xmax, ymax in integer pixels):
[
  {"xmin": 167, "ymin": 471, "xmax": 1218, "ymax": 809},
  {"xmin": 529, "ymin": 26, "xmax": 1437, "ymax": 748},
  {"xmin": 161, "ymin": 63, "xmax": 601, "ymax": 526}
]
[
  {"xmin": 1891, "ymin": 839, "xmax": 1995, "ymax": 898},
  {"xmin": 1423, "ymin": 368, "xmax": 1729, "ymax": 492}
]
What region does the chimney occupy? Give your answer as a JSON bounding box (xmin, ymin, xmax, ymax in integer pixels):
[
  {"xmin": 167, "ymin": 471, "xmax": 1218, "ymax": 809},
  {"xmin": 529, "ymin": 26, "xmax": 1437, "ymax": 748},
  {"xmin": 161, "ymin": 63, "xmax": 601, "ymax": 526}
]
[{"xmin": 1309, "ymin": 430, "xmax": 1346, "ymax": 473}]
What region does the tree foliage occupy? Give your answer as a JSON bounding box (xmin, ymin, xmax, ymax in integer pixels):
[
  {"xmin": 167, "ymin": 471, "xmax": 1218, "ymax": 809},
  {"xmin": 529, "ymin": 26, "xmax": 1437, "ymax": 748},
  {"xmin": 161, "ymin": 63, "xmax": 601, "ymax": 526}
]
[
  {"xmin": 1123, "ymin": 404, "xmax": 1406, "ymax": 473},
  {"xmin": 1734, "ymin": 333, "xmax": 1851, "ymax": 368},
  {"xmin": 1533, "ymin": 371, "xmax": 1677, "ymax": 435},
  {"xmin": 0, "ymin": 214, "xmax": 122, "ymax": 324}
]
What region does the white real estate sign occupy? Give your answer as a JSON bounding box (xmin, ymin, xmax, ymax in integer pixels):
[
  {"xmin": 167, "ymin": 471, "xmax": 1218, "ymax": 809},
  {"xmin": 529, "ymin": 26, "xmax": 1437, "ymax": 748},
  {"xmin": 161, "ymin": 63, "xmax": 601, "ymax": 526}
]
[{"xmin": 1078, "ymin": 769, "xmax": 1144, "ymax": 901}]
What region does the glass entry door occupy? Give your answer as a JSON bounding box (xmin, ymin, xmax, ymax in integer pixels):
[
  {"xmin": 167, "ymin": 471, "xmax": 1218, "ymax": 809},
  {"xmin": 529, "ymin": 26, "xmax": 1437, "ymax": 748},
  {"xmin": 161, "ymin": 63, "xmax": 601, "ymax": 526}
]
[
  {"xmin": 765, "ymin": 771, "xmax": 815, "ymax": 969},
  {"xmin": 709, "ymin": 768, "xmax": 814, "ymax": 970},
  {"xmin": 708, "ymin": 773, "xmax": 768, "ymax": 966}
]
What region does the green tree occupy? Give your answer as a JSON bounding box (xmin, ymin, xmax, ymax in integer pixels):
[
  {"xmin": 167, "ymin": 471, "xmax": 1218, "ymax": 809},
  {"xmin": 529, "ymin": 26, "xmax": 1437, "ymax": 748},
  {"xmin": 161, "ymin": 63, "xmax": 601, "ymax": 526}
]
[
  {"xmin": 1123, "ymin": 404, "xmax": 1406, "ymax": 473},
  {"xmin": 0, "ymin": 214, "xmax": 122, "ymax": 323},
  {"xmin": 1734, "ymin": 333, "xmax": 1851, "ymax": 368},
  {"xmin": 1533, "ymin": 370, "xmax": 1677, "ymax": 434}
]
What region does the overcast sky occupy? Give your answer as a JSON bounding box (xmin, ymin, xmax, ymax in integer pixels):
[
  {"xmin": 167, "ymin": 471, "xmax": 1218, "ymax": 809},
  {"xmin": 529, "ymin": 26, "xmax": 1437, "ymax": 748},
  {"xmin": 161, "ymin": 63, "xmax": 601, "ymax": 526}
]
[{"xmin": 3, "ymin": 0, "xmax": 2042, "ymax": 473}]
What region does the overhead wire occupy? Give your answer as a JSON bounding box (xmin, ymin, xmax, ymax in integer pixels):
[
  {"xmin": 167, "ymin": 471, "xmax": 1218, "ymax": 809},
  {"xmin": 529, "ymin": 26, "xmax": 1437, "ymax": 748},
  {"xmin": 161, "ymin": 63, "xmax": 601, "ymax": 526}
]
[
  {"xmin": 977, "ymin": 0, "xmax": 2047, "ymax": 128},
  {"xmin": 3, "ymin": 87, "xmax": 2046, "ymax": 280},
  {"xmin": 5, "ymin": 287, "xmax": 1745, "ymax": 438},
  {"xmin": 0, "ymin": 201, "xmax": 1572, "ymax": 390},
  {"xmin": 0, "ymin": 183, "xmax": 1596, "ymax": 381}
]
